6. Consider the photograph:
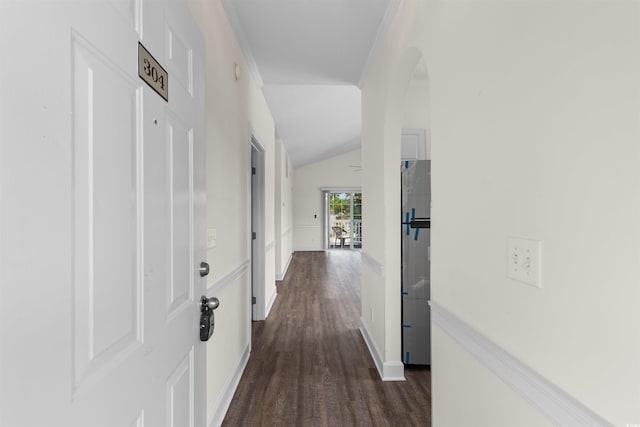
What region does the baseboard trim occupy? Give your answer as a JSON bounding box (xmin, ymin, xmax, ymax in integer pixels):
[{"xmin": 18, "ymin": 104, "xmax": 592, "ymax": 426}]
[
  {"xmin": 207, "ymin": 343, "xmax": 250, "ymax": 427},
  {"xmin": 430, "ymin": 301, "xmax": 613, "ymax": 427},
  {"xmin": 264, "ymin": 286, "xmax": 277, "ymax": 318},
  {"xmin": 360, "ymin": 317, "xmax": 405, "ymax": 382},
  {"xmin": 276, "ymin": 252, "xmax": 293, "ymax": 281},
  {"xmin": 382, "ymin": 360, "xmax": 405, "ymax": 382},
  {"xmin": 361, "ymin": 250, "xmax": 384, "ymax": 278},
  {"xmin": 294, "ymin": 247, "xmax": 323, "ymax": 252}
]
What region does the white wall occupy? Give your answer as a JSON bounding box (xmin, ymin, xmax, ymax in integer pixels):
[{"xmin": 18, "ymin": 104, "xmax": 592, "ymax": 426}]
[
  {"xmin": 186, "ymin": 0, "xmax": 277, "ymax": 423},
  {"xmin": 402, "ymin": 77, "xmax": 429, "ymax": 130},
  {"xmin": 275, "ymin": 140, "xmax": 294, "ymax": 280},
  {"xmin": 362, "ymin": 0, "xmax": 640, "ymax": 425},
  {"xmin": 293, "ymin": 149, "xmax": 362, "ymax": 251}
]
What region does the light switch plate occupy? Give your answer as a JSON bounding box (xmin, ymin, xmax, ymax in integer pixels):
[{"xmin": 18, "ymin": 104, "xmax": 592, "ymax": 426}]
[
  {"xmin": 207, "ymin": 228, "xmax": 217, "ymax": 248},
  {"xmin": 507, "ymin": 237, "xmax": 542, "ymax": 288}
]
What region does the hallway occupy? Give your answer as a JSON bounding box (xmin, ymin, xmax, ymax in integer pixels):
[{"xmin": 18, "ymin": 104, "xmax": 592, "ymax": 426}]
[{"xmin": 223, "ymin": 251, "xmax": 431, "ymax": 426}]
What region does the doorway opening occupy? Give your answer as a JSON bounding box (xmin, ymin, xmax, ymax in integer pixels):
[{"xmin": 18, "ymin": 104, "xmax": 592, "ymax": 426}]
[
  {"xmin": 399, "ymin": 57, "xmax": 431, "ymax": 368},
  {"xmin": 323, "ymin": 190, "xmax": 362, "ymax": 249},
  {"xmin": 250, "ymin": 137, "xmax": 266, "ymax": 321}
]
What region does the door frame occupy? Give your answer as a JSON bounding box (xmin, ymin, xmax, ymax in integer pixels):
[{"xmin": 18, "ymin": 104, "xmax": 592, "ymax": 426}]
[
  {"xmin": 320, "ymin": 187, "xmax": 361, "ymax": 250},
  {"xmin": 250, "ymin": 135, "xmax": 266, "ymax": 320}
]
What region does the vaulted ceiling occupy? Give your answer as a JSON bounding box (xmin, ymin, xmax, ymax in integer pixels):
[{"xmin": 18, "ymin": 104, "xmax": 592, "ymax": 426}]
[{"xmin": 222, "ymin": 0, "xmax": 398, "ymax": 167}]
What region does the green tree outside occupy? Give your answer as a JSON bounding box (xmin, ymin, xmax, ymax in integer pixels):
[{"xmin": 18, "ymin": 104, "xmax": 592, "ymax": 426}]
[{"xmin": 330, "ymin": 193, "xmax": 351, "ymax": 219}]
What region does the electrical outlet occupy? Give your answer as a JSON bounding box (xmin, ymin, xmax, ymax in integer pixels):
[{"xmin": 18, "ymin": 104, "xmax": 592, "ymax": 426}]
[
  {"xmin": 207, "ymin": 228, "xmax": 217, "ymax": 248},
  {"xmin": 507, "ymin": 237, "xmax": 542, "ymax": 288}
]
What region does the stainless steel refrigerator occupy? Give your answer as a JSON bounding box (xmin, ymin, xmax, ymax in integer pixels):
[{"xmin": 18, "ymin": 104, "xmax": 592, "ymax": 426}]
[{"xmin": 401, "ymin": 160, "xmax": 431, "ymax": 365}]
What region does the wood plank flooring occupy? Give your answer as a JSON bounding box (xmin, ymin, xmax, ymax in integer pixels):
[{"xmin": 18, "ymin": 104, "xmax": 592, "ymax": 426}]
[{"xmin": 222, "ymin": 250, "xmax": 432, "ymax": 427}]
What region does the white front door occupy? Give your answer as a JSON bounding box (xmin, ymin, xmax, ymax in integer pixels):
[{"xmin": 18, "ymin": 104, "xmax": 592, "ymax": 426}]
[{"xmin": 0, "ymin": 1, "xmax": 206, "ymax": 426}]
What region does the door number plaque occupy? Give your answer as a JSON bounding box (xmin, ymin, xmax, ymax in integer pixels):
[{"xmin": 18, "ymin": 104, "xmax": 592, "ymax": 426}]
[{"xmin": 138, "ymin": 42, "xmax": 168, "ymax": 102}]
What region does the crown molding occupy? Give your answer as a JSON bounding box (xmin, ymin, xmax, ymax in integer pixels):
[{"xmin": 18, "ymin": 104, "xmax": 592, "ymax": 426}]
[{"xmin": 357, "ymin": 0, "xmax": 401, "ymax": 88}]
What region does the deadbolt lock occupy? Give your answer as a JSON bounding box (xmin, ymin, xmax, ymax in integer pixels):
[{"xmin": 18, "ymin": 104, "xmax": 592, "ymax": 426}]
[{"xmin": 199, "ymin": 295, "xmax": 219, "ymax": 342}]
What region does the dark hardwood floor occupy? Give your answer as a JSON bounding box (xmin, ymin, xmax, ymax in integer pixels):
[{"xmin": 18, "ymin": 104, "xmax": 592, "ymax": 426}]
[{"xmin": 222, "ymin": 250, "xmax": 432, "ymax": 427}]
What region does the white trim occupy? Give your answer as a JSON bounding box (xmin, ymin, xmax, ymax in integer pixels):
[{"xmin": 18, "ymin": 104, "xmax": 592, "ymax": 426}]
[
  {"xmin": 430, "ymin": 302, "xmax": 613, "ymax": 427},
  {"xmin": 360, "ymin": 318, "xmax": 405, "ymax": 382},
  {"xmin": 250, "ymin": 128, "xmax": 266, "ymax": 151},
  {"xmin": 319, "ymin": 186, "xmax": 362, "ymax": 193},
  {"xmin": 207, "ymin": 343, "xmax": 251, "ymax": 427},
  {"xmin": 322, "ymin": 191, "xmax": 329, "ymax": 249},
  {"xmin": 357, "ymin": 0, "xmax": 401, "ymax": 88},
  {"xmin": 245, "ymin": 132, "xmax": 253, "ymax": 348},
  {"xmin": 206, "ymin": 259, "xmax": 250, "ymax": 294},
  {"xmin": 382, "ymin": 361, "xmax": 406, "ymax": 382},
  {"xmin": 276, "ymin": 252, "xmax": 293, "ymax": 281},
  {"xmin": 220, "ymin": 0, "xmax": 264, "ymax": 88},
  {"xmin": 294, "ymin": 247, "xmax": 323, "ymax": 252},
  {"xmin": 401, "ymin": 128, "xmax": 428, "ymax": 161},
  {"xmin": 250, "ymin": 137, "xmax": 266, "ymax": 321},
  {"xmin": 265, "ymin": 239, "xmax": 275, "ymax": 252},
  {"xmin": 282, "ymin": 227, "xmax": 293, "ymax": 237},
  {"xmin": 264, "ymin": 286, "xmax": 277, "ymax": 318},
  {"xmin": 361, "ymin": 250, "xmax": 384, "ymax": 277},
  {"xmin": 360, "ymin": 317, "xmax": 382, "ymax": 376}
]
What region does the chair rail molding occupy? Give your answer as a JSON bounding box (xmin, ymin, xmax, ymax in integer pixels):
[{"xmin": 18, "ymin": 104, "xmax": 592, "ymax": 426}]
[
  {"xmin": 430, "ymin": 301, "xmax": 613, "ymax": 427},
  {"xmin": 265, "ymin": 239, "xmax": 276, "ymax": 252},
  {"xmin": 207, "ymin": 259, "xmax": 250, "ymax": 295}
]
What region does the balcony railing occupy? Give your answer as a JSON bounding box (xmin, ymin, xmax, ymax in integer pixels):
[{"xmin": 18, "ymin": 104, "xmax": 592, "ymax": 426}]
[{"xmin": 329, "ymin": 219, "xmax": 362, "ymax": 248}]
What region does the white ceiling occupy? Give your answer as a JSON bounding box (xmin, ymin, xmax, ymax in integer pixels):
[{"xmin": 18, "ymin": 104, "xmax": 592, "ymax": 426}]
[{"xmin": 223, "ymin": 0, "xmax": 398, "ymax": 167}]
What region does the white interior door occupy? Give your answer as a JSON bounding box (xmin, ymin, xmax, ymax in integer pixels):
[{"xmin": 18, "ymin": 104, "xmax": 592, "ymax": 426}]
[{"xmin": 0, "ymin": 1, "xmax": 206, "ymax": 426}]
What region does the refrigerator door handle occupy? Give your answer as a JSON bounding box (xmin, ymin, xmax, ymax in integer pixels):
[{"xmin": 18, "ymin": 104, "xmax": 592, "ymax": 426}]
[{"xmin": 407, "ymin": 219, "xmax": 431, "ymax": 229}]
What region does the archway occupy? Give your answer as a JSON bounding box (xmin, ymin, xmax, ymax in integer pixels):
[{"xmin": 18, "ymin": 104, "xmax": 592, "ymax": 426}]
[
  {"xmin": 359, "ymin": 45, "xmax": 431, "ymax": 384},
  {"xmin": 381, "ymin": 47, "xmax": 431, "ymax": 378}
]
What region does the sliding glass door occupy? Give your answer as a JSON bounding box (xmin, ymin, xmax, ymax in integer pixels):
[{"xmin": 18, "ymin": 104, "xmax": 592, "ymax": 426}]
[{"xmin": 325, "ymin": 191, "xmax": 362, "ymax": 249}]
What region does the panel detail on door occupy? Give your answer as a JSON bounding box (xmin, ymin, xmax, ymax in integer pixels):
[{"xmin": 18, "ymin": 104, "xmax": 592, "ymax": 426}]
[
  {"xmin": 165, "ymin": 24, "xmax": 193, "ymax": 95},
  {"xmin": 108, "ymin": 0, "xmax": 142, "ymax": 36},
  {"xmin": 72, "ymin": 33, "xmax": 143, "ymax": 389},
  {"xmin": 166, "ymin": 349, "xmax": 194, "ymax": 427},
  {"xmin": 166, "ymin": 112, "xmax": 194, "ymax": 319},
  {"xmin": 129, "ymin": 410, "xmax": 145, "ymax": 427}
]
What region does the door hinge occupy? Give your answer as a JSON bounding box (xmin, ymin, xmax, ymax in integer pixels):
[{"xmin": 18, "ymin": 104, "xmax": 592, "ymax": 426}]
[
  {"xmin": 252, "ymin": 167, "xmax": 256, "ymax": 175},
  {"xmin": 252, "ymin": 232, "xmax": 256, "ymax": 240},
  {"xmin": 252, "ymin": 296, "xmax": 256, "ymax": 304}
]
